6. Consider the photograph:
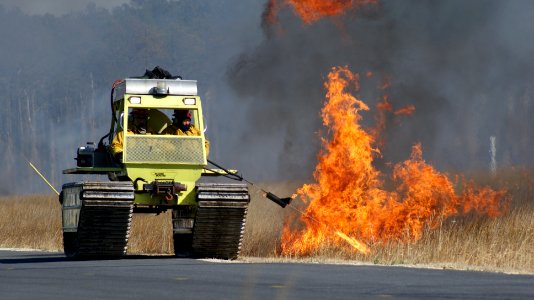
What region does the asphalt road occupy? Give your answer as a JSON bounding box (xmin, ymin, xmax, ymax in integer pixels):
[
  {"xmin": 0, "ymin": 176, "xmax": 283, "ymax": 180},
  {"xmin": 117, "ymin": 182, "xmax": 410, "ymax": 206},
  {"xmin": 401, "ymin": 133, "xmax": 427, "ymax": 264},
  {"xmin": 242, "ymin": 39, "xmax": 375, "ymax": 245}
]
[{"xmin": 0, "ymin": 250, "xmax": 533, "ymax": 300}]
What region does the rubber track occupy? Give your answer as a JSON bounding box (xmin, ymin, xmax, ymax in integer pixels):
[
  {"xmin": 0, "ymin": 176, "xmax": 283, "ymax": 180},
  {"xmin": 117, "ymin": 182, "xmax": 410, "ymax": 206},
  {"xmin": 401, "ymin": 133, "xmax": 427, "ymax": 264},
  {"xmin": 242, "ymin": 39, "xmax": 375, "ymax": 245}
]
[
  {"xmin": 192, "ymin": 183, "xmax": 250, "ymax": 259},
  {"xmin": 63, "ymin": 181, "xmax": 134, "ymax": 258}
]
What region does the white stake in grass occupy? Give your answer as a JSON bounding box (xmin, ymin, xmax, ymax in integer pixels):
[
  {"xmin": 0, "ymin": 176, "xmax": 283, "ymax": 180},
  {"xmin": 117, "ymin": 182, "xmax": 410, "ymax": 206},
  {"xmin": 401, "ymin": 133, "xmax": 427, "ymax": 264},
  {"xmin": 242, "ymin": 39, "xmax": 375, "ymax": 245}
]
[{"xmin": 490, "ymin": 136, "xmax": 497, "ymax": 176}]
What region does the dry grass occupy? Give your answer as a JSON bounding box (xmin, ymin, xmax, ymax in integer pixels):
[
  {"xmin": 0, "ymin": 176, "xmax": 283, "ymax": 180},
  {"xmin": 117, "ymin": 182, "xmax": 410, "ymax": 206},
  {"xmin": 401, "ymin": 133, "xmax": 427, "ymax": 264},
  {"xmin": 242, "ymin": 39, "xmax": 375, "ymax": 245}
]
[
  {"xmin": 240, "ymin": 181, "xmax": 302, "ymax": 257},
  {"xmin": 0, "ymin": 170, "xmax": 532, "ymax": 273},
  {"xmin": 127, "ymin": 212, "xmax": 174, "ymax": 254},
  {"xmin": 0, "ymin": 194, "xmax": 176, "ymax": 254},
  {"xmin": 0, "ymin": 194, "xmax": 62, "ymax": 251}
]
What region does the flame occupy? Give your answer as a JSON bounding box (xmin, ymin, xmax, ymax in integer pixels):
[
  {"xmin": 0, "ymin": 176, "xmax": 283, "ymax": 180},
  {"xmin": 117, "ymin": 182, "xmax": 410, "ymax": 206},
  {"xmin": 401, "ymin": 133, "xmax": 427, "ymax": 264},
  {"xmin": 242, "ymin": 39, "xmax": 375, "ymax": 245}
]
[
  {"xmin": 263, "ymin": 0, "xmax": 279, "ymax": 25},
  {"xmin": 265, "ymin": 0, "xmax": 378, "ymax": 24},
  {"xmin": 281, "ymin": 66, "xmax": 509, "ymax": 256},
  {"xmin": 335, "ymin": 231, "xmax": 371, "ymax": 255},
  {"xmin": 394, "ymin": 104, "xmax": 416, "ymax": 116},
  {"xmin": 376, "ymin": 96, "xmax": 392, "ymax": 112}
]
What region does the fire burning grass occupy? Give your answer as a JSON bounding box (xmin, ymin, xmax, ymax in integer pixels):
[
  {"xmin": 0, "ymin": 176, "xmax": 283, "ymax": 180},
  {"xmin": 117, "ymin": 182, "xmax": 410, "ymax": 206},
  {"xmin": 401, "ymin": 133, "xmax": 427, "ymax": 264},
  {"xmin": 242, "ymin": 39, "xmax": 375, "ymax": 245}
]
[
  {"xmin": 280, "ymin": 67, "xmax": 510, "ymax": 258},
  {"xmin": 260, "ymin": 173, "xmax": 533, "ymax": 274}
]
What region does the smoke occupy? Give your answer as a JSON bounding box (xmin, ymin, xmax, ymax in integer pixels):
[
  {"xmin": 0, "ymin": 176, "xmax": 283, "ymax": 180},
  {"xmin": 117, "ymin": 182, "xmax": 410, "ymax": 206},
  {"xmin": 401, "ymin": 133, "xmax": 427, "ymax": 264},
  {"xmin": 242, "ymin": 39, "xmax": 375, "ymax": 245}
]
[
  {"xmin": 1, "ymin": 0, "xmax": 130, "ymax": 15},
  {"xmin": 227, "ymin": 0, "xmax": 534, "ymax": 177}
]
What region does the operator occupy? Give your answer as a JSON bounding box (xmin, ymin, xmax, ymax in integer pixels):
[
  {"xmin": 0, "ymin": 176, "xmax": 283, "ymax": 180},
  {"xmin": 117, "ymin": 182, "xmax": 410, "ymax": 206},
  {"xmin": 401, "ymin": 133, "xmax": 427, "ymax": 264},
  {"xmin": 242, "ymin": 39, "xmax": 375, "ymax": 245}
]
[
  {"xmin": 110, "ymin": 108, "xmax": 153, "ymax": 160},
  {"xmin": 166, "ymin": 109, "xmax": 210, "ymax": 157}
]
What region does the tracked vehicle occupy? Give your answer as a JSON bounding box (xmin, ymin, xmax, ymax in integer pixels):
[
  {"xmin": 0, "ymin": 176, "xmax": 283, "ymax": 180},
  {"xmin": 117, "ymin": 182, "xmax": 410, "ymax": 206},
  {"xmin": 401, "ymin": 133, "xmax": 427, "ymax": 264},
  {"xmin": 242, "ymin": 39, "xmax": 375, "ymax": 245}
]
[{"xmin": 60, "ymin": 69, "xmax": 251, "ymax": 259}]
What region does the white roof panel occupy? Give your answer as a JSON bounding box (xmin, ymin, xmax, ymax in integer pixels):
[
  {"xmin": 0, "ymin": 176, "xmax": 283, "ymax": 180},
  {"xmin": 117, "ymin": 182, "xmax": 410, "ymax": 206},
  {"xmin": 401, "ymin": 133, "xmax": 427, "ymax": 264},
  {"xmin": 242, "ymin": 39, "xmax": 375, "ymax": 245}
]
[{"xmin": 124, "ymin": 78, "xmax": 197, "ymax": 96}]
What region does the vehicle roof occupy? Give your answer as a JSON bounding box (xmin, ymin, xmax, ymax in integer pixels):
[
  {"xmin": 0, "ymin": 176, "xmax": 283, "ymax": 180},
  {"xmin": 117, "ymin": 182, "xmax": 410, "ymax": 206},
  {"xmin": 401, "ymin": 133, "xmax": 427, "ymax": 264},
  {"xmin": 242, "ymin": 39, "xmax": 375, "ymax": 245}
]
[{"xmin": 114, "ymin": 78, "xmax": 198, "ymax": 99}]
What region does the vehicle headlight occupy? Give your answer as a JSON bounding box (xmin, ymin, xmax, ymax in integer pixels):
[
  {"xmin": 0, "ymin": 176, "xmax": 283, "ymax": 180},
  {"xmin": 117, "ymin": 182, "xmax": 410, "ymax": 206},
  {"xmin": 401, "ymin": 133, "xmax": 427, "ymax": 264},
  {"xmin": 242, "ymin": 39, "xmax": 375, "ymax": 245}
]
[
  {"xmin": 183, "ymin": 98, "xmax": 196, "ymax": 105},
  {"xmin": 129, "ymin": 96, "xmax": 141, "ymax": 104}
]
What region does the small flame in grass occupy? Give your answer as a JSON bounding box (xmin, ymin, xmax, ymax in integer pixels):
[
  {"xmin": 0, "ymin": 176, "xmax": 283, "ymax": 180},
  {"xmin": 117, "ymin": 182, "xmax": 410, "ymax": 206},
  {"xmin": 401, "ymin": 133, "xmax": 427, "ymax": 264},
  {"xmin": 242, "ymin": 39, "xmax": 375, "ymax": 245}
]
[{"xmin": 335, "ymin": 231, "xmax": 370, "ymax": 255}]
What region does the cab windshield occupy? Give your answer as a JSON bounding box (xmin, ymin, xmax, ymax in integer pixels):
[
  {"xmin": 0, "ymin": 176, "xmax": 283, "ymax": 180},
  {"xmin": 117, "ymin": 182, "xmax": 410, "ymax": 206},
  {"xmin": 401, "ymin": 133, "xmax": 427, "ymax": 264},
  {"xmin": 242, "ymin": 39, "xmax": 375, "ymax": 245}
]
[{"xmin": 124, "ymin": 108, "xmax": 199, "ymax": 135}]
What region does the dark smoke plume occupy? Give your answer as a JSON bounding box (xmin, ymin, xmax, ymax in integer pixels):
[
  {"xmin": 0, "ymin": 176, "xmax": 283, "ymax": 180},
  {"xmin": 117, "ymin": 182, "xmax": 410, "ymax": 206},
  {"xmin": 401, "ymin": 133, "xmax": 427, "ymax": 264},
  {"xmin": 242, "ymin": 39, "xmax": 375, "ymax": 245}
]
[{"xmin": 228, "ymin": 0, "xmax": 534, "ymax": 178}]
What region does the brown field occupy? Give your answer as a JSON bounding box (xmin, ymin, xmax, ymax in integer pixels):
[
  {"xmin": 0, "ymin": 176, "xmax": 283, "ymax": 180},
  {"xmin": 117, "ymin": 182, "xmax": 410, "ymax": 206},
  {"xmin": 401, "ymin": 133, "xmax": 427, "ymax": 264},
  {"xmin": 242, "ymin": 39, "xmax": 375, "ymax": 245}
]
[{"xmin": 0, "ymin": 170, "xmax": 532, "ymax": 273}]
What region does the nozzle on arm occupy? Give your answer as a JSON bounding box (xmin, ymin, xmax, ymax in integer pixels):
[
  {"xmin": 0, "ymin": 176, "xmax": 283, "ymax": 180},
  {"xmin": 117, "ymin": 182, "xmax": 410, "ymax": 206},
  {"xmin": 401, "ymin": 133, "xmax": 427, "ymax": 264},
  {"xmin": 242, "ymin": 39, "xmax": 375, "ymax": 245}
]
[
  {"xmin": 265, "ymin": 192, "xmax": 292, "ymax": 208},
  {"xmin": 207, "ymin": 159, "xmax": 293, "ymax": 208}
]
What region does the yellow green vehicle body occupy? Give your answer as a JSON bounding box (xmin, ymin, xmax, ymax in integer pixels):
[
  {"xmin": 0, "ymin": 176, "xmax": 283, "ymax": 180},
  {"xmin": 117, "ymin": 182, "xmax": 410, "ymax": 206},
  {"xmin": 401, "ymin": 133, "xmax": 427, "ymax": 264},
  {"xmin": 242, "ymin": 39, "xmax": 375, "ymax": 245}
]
[
  {"xmin": 119, "ymin": 79, "xmax": 206, "ymax": 207},
  {"xmin": 64, "ymin": 78, "xmax": 211, "ymax": 207}
]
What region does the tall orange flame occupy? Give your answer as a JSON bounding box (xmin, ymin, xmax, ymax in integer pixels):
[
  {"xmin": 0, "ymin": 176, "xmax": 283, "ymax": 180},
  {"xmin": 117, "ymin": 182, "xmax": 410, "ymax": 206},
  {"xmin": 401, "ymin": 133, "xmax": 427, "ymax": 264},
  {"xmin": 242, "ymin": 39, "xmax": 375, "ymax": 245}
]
[
  {"xmin": 281, "ymin": 66, "xmax": 509, "ymax": 256},
  {"xmin": 265, "ymin": 0, "xmax": 378, "ymax": 24}
]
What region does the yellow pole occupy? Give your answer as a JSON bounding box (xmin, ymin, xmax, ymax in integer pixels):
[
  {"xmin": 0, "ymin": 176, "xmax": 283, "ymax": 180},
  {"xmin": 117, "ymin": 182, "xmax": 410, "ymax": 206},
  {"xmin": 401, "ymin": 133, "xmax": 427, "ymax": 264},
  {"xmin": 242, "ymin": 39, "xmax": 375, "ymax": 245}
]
[{"xmin": 28, "ymin": 162, "xmax": 60, "ymax": 195}]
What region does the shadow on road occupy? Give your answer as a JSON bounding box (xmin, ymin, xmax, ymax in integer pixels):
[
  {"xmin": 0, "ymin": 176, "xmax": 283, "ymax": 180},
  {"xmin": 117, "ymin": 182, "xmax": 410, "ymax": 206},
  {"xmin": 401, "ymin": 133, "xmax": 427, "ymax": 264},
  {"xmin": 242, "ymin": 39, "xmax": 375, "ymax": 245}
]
[
  {"xmin": 0, "ymin": 255, "xmax": 67, "ymax": 264},
  {"xmin": 0, "ymin": 253, "xmax": 184, "ymax": 265}
]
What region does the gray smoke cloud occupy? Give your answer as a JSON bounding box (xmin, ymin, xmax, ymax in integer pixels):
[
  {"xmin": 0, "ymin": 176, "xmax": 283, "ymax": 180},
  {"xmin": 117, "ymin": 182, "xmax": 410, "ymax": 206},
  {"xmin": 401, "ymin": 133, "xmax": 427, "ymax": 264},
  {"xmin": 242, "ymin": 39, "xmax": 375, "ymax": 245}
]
[
  {"xmin": 227, "ymin": 0, "xmax": 534, "ymax": 178},
  {"xmin": 2, "ymin": 0, "xmax": 130, "ymax": 15}
]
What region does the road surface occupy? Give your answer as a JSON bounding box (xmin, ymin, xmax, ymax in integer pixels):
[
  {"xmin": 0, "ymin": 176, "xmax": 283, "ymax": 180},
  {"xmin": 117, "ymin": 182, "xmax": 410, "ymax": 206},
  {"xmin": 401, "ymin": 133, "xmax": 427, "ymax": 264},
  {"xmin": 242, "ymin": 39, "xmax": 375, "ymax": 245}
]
[{"xmin": 0, "ymin": 250, "xmax": 532, "ymax": 299}]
